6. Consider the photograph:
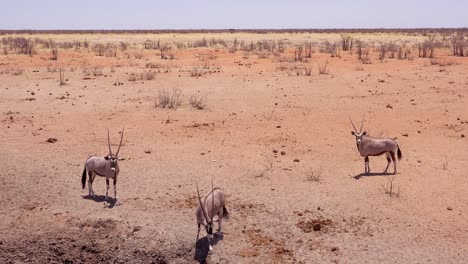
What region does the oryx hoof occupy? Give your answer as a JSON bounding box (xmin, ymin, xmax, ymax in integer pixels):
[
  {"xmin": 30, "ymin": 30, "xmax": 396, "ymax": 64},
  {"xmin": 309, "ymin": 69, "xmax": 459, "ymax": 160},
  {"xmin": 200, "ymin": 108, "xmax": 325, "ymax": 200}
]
[{"xmin": 208, "ymin": 245, "xmax": 213, "ymax": 253}]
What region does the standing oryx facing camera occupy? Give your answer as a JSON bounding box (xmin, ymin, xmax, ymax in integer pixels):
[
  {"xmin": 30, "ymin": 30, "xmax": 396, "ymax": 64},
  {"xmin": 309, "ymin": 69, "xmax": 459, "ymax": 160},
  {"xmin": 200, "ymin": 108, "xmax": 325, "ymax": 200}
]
[
  {"xmin": 349, "ymin": 115, "xmax": 402, "ymax": 174},
  {"xmin": 196, "ymin": 179, "xmax": 229, "ymax": 252},
  {"xmin": 82, "ymin": 128, "xmax": 124, "ymax": 205}
]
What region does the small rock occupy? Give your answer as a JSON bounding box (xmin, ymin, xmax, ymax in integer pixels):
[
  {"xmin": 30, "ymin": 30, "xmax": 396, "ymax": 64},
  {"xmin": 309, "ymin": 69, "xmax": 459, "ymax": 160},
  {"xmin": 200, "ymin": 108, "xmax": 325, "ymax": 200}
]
[
  {"xmin": 280, "ymin": 151, "xmax": 286, "ymax": 155},
  {"xmin": 402, "ymin": 133, "xmax": 408, "ymax": 137},
  {"xmin": 462, "ymin": 134, "xmax": 465, "ymax": 138},
  {"xmin": 293, "ymin": 159, "xmax": 300, "ymax": 162},
  {"xmin": 144, "ymin": 150, "xmax": 151, "ymax": 154},
  {"xmin": 386, "ymin": 104, "xmax": 393, "ymax": 109},
  {"xmin": 200, "ymin": 152, "xmax": 205, "ymax": 155},
  {"xmin": 272, "ymin": 149, "xmax": 278, "ymax": 153},
  {"xmin": 447, "ymin": 206, "xmax": 453, "ymax": 211},
  {"xmin": 331, "ymin": 247, "xmax": 339, "ymax": 252},
  {"xmin": 276, "ymin": 125, "xmax": 281, "ymax": 128},
  {"xmin": 46, "ymin": 138, "xmax": 58, "ymax": 143}
]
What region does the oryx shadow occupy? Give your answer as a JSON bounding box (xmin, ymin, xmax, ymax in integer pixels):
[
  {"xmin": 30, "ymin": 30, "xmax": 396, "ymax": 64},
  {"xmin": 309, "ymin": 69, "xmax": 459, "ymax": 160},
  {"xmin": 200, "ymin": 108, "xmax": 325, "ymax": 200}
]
[
  {"xmin": 82, "ymin": 194, "xmax": 117, "ymax": 208},
  {"xmin": 194, "ymin": 233, "xmax": 224, "ymax": 264},
  {"xmin": 353, "ymin": 172, "xmax": 395, "ymax": 180}
]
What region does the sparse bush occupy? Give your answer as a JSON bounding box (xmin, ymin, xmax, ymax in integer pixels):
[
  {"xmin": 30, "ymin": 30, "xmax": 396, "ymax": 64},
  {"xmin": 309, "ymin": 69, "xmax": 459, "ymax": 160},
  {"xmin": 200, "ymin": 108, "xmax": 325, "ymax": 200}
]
[
  {"xmin": 318, "ymin": 62, "xmax": 329, "ymax": 75},
  {"xmin": 143, "ymin": 70, "xmax": 156, "ymax": 80},
  {"xmin": 381, "ymin": 177, "xmax": 400, "ymax": 198},
  {"xmin": 12, "ymin": 68, "xmax": 23, "ymax": 75},
  {"xmin": 304, "ymin": 63, "xmax": 313, "ymax": 76},
  {"xmin": 189, "ymin": 95, "xmax": 207, "ymax": 110},
  {"xmin": 59, "ymin": 68, "xmax": 66, "ymax": 85},
  {"xmin": 92, "ymin": 66, "xmax": 103, "ymax": 76},
  {"xmin": 190, "ymin": 66, "xmax": 203, "ymax": 77},
  {"xmin": 305, "ymin": 167, "xmax": 323, "ymax": 182},
  {"xmin": 451, "ymin": 34, "xmax": 465, "ymax": 56},
  {"xmin": 294, "ymin": 46, "xmax": 303, "ymax": 61},
  {"xmin": 340, "ymin": 34, "xmax": 353, "ymax": 51},
  {"xmin": 51, "ymin": 47, "xmax": 58, "ymax": 60},
  {"xmin": 304, "ymin": 42, "xmax": 313, "ymax": 58},
  {"xmin": 418, "ymin": 36, "xmax": 436, "ymax": 58},
  {"xmin": 47, "ymin": 64, "xmax": 58, "ymax": 72},
  {"xmin": 154, "ymin": 88, "xmax": 183, "ymax": 109},
  {"xmin": 378, "ymin": 43, "xmax": 387, "ymax": 60}
]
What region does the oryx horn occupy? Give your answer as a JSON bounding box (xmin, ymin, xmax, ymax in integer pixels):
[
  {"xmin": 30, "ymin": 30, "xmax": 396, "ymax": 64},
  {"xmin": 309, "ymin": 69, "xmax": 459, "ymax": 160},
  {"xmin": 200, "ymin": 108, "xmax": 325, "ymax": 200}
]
[{"xmin": 197, "ymin": 184, "xmax": 209, "ymax": 222}]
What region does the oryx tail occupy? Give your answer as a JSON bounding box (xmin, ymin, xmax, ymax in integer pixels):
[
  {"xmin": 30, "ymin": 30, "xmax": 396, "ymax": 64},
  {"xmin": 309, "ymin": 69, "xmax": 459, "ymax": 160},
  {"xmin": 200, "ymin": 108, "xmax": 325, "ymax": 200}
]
[
  {"xmin": 82, "ymin": 166, "xmax": 87, "ymax": 189},
  {"xmin": 222, "ymin": 205, "xmax": 229, "ymax": 220},
  {"xmin": 397, "ymin": 145, "xmax": 402, "ymax": 160}
]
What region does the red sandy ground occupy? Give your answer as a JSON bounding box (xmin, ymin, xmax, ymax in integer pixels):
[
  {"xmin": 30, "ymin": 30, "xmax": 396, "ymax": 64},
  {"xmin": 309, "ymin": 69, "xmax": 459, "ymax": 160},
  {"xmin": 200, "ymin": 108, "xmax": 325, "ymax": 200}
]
[{"xmin": 0, "ymin": 36, "xmax": 467, "ymax": 263}]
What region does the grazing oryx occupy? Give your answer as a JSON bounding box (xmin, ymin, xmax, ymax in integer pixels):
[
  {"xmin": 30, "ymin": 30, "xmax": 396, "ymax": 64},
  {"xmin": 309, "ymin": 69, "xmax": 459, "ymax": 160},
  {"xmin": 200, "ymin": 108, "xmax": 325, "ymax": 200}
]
[
  {"xmin": 196, "ymin": 179, "xmax": 229, "ymax": 252},
  {"xmin": 349, "ymin": 115, "xmax": 402, "ymax": 174},
  {"xmin": 81, "ymin": 128, "xmax": 124, "ymax": 205}
]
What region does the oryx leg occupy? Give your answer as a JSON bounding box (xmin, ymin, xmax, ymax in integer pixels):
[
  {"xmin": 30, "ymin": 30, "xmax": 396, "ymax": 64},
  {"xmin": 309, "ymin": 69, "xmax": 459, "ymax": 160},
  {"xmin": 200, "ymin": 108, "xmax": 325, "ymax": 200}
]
[
  {"xmin": 88, "ymin": 171, "xmax": 95, "ymax": 197},
  {"xmin": 207, "ymin": 232, "xmax": 213, "ymax": 252},
  {"xmin": 113, "ymin": 178, "xmax": 118, "ymax": 201},
  {"xmin": 384, "ymin": 153, "xmax": 391, "ymax": 174},
  {"xmin": 196, "ymin": 223, "xmax": 201, "ymax": 242},
  {"xmin": 364, "ymin": 156, "xmax": 370, "ymax": 174},
  {"xmin": 105, "ymin": 178, "xmax": 110, "ymax": 203},
  {"xmin": 390, "ymin": 151, "xmax": 397, "ymax": 174}
]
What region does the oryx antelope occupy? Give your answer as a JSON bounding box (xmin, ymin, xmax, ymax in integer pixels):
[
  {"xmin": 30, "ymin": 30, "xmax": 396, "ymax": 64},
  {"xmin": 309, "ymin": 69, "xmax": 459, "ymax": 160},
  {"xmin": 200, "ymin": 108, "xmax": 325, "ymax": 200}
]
[
  {"xmin": 81, "ymin": 128, "xmax": 124, "ymax": 205},
  {"xmin": 196, "ymin": 179, "xmax": 229, "ymax": 252},
  {"xmin": 349, "ymin": 115, "xmax": 402, "ymax": 174}
]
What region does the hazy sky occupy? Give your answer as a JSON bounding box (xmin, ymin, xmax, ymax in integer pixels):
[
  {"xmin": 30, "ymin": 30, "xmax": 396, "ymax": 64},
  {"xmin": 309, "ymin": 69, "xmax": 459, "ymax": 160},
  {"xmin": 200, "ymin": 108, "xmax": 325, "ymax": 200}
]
[{"xmin": 1, "ymin": 0, "xmax": 466, "ymax": 29}]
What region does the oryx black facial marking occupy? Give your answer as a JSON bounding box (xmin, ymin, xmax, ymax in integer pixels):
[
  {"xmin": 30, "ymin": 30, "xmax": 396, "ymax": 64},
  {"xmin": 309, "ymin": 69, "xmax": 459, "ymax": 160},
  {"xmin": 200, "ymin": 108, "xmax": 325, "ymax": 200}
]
[
  {"xmin": 81, "ymin": 128, "xmax": 125, "ymax": 206},
  {"xmin": 349, "ymin": 115, "xmax": 403, "ymax": 175}
]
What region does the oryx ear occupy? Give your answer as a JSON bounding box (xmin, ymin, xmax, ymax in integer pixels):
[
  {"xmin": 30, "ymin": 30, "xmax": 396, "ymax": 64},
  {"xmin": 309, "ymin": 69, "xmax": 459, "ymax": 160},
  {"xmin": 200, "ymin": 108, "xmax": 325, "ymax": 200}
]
[
  {"xmin": 104, "ymin": 156, "xmax": 110, "ymax": 160},
  {"xmin": 362, "ymin": 131, "xmax": 367, "ymax": 136},
  {"xmin": 351, "ymin": 131, "xmax": 355, "ymax": 135}
]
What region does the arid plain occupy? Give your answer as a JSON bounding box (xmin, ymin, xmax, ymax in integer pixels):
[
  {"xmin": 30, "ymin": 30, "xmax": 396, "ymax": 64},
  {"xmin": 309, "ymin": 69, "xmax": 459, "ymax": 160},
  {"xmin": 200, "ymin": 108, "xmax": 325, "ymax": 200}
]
[{"xmin": 0, "ymin": 31, "xmax": 467, "ymax": 263}]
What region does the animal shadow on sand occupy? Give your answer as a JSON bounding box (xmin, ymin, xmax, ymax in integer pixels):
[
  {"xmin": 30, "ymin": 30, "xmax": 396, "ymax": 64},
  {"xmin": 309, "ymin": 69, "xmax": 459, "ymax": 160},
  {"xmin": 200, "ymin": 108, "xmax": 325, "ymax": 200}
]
[
  {"xmin": 83, "ymin": 194, "xmax": 117, "ymax": 208},
  {"xmin": 194, "ymin": 233, "xmax": 224, "ymax": 264},
  {"xmin": 353, "ymin": 172, "xmax": 396, "ymax": 180}
]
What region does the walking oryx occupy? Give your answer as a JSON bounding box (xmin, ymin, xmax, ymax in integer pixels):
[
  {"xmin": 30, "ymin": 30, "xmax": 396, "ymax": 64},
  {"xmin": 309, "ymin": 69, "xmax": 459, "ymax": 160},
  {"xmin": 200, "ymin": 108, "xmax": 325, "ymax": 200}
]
[
  {"xmin": 81, "ymin": 128, "xmax": 124, "ymax": 205},
  {"xmin": 196, "ymin": 179, "xmax": 229, "ymax": 252},
  {"xmin": 349, "ymin": 115, "xmax": 402, "ymax": 174}
]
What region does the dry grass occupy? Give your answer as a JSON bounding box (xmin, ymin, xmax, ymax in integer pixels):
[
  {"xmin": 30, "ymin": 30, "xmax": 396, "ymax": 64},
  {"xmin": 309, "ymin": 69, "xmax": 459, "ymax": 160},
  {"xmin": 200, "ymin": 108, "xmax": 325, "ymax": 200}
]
[
  {"xmin": 381, "ymin": 177, "xmax": 400, "ymax": 198},
  {"xmin": 189, "ymin": 95, "xmax": 207, "ymax": 110},
  {"xmin": 318, "ymin": 62, "xmax": 329, "ymax": 75},
  {"xmin": 154, "ymin": 88, "xmax": 183, "ymax": 109},
  {"xmin": 305, "ymin": 167, "xmax": 323, "ymax": 182}
]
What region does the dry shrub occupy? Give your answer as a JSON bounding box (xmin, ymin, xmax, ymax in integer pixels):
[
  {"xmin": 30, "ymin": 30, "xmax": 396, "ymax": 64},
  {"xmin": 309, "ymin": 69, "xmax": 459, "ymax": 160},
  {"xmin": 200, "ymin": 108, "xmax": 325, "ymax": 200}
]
[
  {"xmin": 12, "ymin": 68, "xmax": 23, "ymax": 75},
  {"xmin": 92, "ymin": 66, "xmax": 103, "ymax": 76},
  {"xmin": 430, "ymin": 58, "xmax": 454, "ymax": 66},
  {"xmin": 304, "ymin": 63, "xmax": 313, "ymax": 76},
  {"xmin": 305, "ymin": 167, "xmax": 323, "ymax": 182},
  {"xmin": 381, "ymin": 177, "xmax": 400, "ymax": 198},
  {"xmin": 59, "ymin": 68, "xmax": 66, "ymax": 85},
  {"xmin": 50, "ymin": 48, "xmax": 58, "ymax": 60},
  {"xmin": 451, "ymin": 34, "xmax": 465, "ymax": 56},
  {"xmin": 190, "ymin": 66, "xmax": 203, "ymax": 77},
  {"xmin": 418, "ymin": 36, "xmax": 437, "ymax": 58},
  {"xmin": 318, "ymin": 62, "xmax": 329, "ymax": 75},
  {"xmin": 154, "ymin": 88, "xmax": 183, "ymax": 109},
  {"xmin": 378, "ymin": 43, "xmax": 387, "ymax": 60},
  {"xmin": 340, "ymin": 34, "xmax": 353, "ymax": 51},
  {"xmin": 189, "ymin": 96, "xmax": 207, "ymax": 110}
]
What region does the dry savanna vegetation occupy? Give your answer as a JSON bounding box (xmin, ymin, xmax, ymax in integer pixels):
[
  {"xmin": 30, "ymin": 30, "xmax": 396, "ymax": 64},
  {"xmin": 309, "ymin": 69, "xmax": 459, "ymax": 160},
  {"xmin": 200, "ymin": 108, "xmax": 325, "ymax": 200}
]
[{"xmin": 0, "ymin": 29, "xmax": 467, "ymax": 263}]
